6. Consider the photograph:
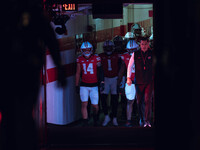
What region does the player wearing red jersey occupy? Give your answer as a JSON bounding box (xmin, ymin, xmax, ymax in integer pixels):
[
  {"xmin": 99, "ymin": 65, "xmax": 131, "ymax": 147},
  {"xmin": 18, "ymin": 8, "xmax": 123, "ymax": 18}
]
[
  {"xmin": 131, "ymin": 23, "xmax": 143, "ymax": 45},
  {"xmin": 113, "ymin": 35, "xmax": 125, "ymax": 54},
  {"xmin": 99, "ymin": 40, "xmax": 121, "ymax": 126},
  {"xmin": 76, "ymin": 41, "xmax": 104, "ymax": 126},
  {"xmin": 118, "ymin": 40, "xmax": 139, "ymax": 127}
]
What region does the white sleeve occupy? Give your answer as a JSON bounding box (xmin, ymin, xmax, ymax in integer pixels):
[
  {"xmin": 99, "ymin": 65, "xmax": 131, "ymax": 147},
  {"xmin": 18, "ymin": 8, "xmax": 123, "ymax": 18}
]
[{"xmin": 127, "ymin": 53, "xmax": 134, "ymax": 78}]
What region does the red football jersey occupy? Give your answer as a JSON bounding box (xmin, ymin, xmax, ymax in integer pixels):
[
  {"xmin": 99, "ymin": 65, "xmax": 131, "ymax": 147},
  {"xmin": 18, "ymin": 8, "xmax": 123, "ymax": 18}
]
[
  {"xmin": 77, "ymin": 54, "xmax": 101, "ymax": 83},
  {"xmin": 99, "ymin": 53, "xmax": 120, "ymax": 78},
  {"xmin": 121, "ymin": 52, "xmax": 135, "ymax": 81}
]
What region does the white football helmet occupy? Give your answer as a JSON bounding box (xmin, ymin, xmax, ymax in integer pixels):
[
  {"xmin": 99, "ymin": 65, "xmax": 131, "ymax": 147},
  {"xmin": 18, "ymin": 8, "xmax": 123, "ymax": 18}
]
[
  {"xmin": 149, "ymin": 34, "xmax": 153, "ymax": 41},
  {"xmin": 125, "ymin": 32, "xmax": 135, "ymax": 39},
  {"xmin": 141, "ymin": 27, "xmax": 146, "ymax": 36},
  {"xmin": 126, "ymin": 40, "xmax": 139, "ymax": 55},
  {"xmin": 131, "ymin": 23, "xmax": 142, "ymax": 37},
  {"xmin": 80, "ymin": 41, "xmax": 93, "ymax": 57}
]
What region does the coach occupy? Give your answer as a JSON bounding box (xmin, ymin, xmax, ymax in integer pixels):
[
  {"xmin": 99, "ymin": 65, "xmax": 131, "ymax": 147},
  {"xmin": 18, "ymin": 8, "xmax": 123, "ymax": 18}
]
[{"xmin": 127, "ymin": 37, "xmax": 153, "ymax": 127}]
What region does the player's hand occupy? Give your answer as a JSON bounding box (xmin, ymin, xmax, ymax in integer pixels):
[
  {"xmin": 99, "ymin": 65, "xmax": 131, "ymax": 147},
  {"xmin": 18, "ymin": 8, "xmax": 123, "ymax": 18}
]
[
  {"xmin": 126, "ymin": 77, "xmax": 132, "ymax": 86},
  {"xmin": 76, "ymin": 86, "xmax": 80, "ymax": 94},
  {"xmin": 99, "ymin": 82, "xmax": 105, "ymax": 92}
]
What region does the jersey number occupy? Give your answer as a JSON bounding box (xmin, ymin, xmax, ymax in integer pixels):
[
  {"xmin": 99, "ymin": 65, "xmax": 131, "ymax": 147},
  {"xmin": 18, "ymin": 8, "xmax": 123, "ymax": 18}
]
[{"xmin": 83, "ymin": 63, "xmax": 94, "ymax": 74}]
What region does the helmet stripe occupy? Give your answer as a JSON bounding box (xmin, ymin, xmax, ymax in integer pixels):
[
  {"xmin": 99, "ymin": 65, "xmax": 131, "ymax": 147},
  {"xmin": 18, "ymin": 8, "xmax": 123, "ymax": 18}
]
[{"xmin": 84, "ymin": 42, "xmax": 88, "ymax": 48}]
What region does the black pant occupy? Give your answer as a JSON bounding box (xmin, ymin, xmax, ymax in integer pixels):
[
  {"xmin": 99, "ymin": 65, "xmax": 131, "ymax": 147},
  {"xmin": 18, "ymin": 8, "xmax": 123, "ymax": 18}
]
[
  {"xmin": 101, "ymin": 94, "xmax": 118, "ymax": 118},
  {"xmin": 136, "ymin": 82, "xmax": 153, "ymax": 123}
]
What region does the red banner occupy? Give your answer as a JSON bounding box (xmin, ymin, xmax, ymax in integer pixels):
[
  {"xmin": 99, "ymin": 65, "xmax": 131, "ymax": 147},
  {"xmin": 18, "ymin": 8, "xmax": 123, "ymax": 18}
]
[{"xmin": 149, "ymin": 10, "xmax": 153, "ymax": 17}]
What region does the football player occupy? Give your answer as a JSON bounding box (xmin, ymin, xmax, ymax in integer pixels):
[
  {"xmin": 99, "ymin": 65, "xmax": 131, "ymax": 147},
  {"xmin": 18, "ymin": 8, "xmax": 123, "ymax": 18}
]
[
  {"xmin": 113, "ymin": 35, "xmax": 128, "ymax": 120},
  {"xmin": 76, "ymin": 41, "xmax": 104, "ymax": 126},
  {"xmin": 131, "ymin": 23, "xmax": 143, "ymax": 45},
  {"xmin": 113, "ymin": 35, "xmax": 125, "ymax": 54},
  {"xmin": 131, "ymin": 23, "xmax": 142, "ymax": 37},
  {"xmin": 118, "ymin": 40, "xmax": 139, "ymax": 127},
  {"xmin": 99, "ymin": 40, "xmax": 121, "ymax": 126}
]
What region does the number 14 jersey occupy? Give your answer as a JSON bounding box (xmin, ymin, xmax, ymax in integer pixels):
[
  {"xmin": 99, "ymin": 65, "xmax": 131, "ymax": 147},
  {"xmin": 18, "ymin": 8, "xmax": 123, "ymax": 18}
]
[{"xmin": 77, "ymin": 54, "xmax": 101, "ymax": 84}]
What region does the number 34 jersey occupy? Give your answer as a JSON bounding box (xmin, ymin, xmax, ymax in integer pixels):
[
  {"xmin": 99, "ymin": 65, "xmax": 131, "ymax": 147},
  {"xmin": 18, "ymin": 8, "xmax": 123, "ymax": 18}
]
[{"xmin": 77, "ymin": 54, "xmax": 101, "ymax": 84}]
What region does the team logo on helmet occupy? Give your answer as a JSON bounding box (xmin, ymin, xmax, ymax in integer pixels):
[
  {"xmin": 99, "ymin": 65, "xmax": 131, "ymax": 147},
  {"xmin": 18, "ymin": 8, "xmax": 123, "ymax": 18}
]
[
  {"xmin": 80, "ymin": 41, "xmax": 93, "ymax": 57},
  {"xmin": 126, "ymin": 40, "xmax": 139, "ymax": 55}
]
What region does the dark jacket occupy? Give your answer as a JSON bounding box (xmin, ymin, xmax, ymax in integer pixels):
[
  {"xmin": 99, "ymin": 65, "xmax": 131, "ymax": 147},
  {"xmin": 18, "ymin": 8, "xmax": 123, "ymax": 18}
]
[{"xmin": 134, "ymin": 49, "xmax": 153, "ymax": 84}]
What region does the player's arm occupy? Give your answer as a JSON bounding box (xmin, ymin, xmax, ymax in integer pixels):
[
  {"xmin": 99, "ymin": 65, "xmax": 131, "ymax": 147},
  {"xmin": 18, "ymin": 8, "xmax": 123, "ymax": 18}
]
[
  {"xmin": 97, "ymin": 62, "xmax": 105, "ymax": 92},
  {"xmin": 76, "ymin": 63, "xmax": 81, "ymax": 86},
  {"xmin": 127, "ymin": 53, "xmax": 134, "ymax": 86},
  {"xmin": 97, "ymin": 62, "xmax": 104, "ymax": 83}
]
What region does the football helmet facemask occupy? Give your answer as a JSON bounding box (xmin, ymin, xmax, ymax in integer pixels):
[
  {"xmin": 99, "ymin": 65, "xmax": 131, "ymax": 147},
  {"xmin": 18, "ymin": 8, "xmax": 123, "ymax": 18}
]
[
  {"xmin": 126, "ymin": 40, "xmax": 139, "ymax": 55},
  {"xmin": 103, "ymin": 40, "xmax": 115, "ymax": 55},
  {"xmin": 80, "ymin": 41, "xmax": 93, "ymax": 57}
]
